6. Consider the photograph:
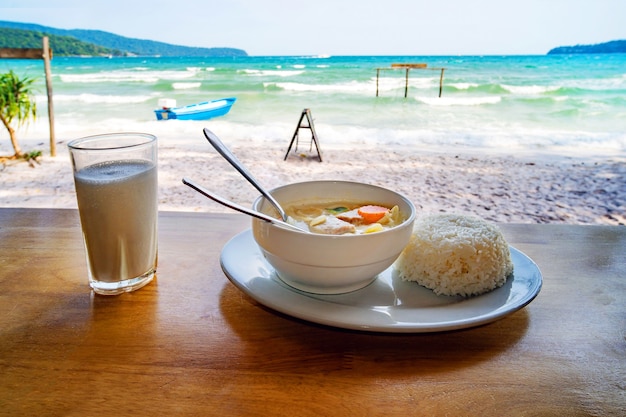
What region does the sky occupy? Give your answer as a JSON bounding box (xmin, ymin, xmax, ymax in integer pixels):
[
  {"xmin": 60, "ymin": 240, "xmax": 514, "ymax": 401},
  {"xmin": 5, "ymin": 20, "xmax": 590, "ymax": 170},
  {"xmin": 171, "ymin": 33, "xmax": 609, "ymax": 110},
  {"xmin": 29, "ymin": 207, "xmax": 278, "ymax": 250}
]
[{"xmin": 1, "ymin": 0, "xmax": 625, "ymax": 56}]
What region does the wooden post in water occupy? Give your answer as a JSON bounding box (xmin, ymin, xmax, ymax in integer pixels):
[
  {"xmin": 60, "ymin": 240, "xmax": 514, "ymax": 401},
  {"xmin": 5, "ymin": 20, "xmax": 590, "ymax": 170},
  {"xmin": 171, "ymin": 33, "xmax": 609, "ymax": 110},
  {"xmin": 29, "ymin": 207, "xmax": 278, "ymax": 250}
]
[
  {"xmin": 438, "ymin": 68, "xmax": 445, "ymax": 98},
  {"xmin": 404, "ymin": 68, "xmax": 409, "ymax": 98},
  {"xmin": 375, "ymin": 64, "xmax": 445, "ymax": 98},
  {"xmin": 42, "ymin": 37, "xmax": 56, "ymax": 156}
]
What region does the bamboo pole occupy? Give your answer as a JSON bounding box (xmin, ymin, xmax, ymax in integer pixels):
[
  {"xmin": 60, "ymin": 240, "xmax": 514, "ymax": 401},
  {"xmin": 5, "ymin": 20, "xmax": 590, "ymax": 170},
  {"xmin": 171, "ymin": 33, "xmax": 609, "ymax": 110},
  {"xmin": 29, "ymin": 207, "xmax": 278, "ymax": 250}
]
[{"xmin": 42, "ymin": 37, "xmax": 56, "ymax": 156}]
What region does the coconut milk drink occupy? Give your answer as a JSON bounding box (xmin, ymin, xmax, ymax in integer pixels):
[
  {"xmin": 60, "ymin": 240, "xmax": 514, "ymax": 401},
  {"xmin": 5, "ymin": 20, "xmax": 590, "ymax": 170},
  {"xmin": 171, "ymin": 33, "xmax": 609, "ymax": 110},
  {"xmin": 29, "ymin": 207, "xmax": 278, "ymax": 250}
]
[{"xmin": 69, "ymin": 133, "xmax": 158, "ymax": 295}]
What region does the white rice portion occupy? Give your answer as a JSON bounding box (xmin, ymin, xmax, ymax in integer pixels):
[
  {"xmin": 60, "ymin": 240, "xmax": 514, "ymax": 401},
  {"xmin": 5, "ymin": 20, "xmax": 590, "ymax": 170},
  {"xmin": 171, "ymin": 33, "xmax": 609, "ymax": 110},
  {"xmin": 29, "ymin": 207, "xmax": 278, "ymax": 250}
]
[{"xmin": 395, "ymin": 214, "xmax": 514, "ymax": 297}]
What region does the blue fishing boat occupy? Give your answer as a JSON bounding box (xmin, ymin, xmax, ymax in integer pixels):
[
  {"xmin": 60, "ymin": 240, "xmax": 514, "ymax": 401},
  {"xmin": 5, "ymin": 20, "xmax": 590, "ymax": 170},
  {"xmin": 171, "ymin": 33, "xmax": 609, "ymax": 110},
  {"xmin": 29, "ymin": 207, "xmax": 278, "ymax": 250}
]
[{"xmin": 154, "ymin": 97, "xmax": 236, "ymax": 121}]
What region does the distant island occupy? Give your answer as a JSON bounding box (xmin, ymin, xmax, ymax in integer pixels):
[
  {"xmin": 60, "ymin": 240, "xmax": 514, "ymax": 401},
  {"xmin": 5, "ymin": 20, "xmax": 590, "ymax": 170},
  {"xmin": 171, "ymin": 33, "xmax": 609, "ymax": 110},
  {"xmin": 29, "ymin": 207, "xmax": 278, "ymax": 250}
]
[
  {"xmin": 548, "ymin": 40, "xmax": 626, "ymax": 54},
  {"xmin": 0, "ymin": 20, "xmax": 247, "ymax": 57}
]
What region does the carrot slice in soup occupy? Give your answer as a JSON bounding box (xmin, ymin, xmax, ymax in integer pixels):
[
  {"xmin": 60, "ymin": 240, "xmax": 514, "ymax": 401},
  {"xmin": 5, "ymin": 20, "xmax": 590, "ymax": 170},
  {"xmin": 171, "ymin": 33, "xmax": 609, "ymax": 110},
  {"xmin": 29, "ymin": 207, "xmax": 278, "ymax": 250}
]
[{"xmin": 357, "ymin": 205, "xmax": 389, "ymax": 223}]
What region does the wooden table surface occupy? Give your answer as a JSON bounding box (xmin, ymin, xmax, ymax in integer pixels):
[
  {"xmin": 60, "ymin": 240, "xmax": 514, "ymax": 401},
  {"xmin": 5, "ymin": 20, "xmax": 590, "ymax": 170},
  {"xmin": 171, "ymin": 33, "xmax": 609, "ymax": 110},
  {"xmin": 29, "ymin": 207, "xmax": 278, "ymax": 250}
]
[{"xmin": 0, "ymin": 208, "xmax": 624, "ymax": 416}]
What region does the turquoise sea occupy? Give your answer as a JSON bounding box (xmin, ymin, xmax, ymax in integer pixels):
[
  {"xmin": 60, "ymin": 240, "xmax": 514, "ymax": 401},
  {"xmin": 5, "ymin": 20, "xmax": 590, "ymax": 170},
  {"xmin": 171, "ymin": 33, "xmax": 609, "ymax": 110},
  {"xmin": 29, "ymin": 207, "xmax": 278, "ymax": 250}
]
[{"xmin": 2, "ymin": 54, "xmax": 625, "ymax": 156}]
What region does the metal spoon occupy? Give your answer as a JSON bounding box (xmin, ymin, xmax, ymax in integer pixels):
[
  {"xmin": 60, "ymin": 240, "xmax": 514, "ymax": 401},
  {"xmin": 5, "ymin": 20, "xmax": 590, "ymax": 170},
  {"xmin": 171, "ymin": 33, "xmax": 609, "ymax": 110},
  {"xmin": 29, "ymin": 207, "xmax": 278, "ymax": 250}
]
[
  {"xmin": 182, "ymin": 177, "xmax": 306, "ymax": 233},
  {"xmin": 203, "ymin": 128, "xmax": 288, "ymax": 222}
]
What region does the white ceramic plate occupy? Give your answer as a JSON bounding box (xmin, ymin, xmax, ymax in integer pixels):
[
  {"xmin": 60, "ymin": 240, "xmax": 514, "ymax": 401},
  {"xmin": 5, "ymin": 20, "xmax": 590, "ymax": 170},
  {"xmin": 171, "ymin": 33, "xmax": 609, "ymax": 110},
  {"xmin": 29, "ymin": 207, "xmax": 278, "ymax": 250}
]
[{"xmin": 220, "ymin": 229, "xmax": 542, "ymax": 333}]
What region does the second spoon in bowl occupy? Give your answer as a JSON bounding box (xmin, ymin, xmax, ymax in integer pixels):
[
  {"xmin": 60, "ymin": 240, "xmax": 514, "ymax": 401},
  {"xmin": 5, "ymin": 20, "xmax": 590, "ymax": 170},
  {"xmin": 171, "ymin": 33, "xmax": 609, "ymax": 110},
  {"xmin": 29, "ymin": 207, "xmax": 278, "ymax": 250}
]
[{"xmin": 203, "ymin": 128, "xmax": 288, "ymax": 222}]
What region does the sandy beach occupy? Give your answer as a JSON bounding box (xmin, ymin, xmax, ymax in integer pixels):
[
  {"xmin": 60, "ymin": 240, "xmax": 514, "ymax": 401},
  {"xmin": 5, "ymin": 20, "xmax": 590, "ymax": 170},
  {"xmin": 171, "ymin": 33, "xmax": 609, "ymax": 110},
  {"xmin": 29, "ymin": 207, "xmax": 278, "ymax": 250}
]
[{"xmin": 1, "ymin": 133, "xmax": 624, "ymax": 226}]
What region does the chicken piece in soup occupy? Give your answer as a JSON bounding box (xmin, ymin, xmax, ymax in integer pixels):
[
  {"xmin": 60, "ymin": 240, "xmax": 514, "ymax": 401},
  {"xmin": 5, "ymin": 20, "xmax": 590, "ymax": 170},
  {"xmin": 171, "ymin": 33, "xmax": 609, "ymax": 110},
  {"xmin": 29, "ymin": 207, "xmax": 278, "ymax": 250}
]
[{"xmin": 285, "ymin": 202, "xmax": 404, "ymax": 235}]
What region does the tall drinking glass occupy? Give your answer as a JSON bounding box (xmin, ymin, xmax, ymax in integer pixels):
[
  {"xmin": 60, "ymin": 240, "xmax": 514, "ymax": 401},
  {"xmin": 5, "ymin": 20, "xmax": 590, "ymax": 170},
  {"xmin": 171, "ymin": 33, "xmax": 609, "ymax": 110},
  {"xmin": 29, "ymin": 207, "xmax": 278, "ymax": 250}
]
[{"xmin": 68, "ymin": 133, "xmax": 158, "ymax": 295}]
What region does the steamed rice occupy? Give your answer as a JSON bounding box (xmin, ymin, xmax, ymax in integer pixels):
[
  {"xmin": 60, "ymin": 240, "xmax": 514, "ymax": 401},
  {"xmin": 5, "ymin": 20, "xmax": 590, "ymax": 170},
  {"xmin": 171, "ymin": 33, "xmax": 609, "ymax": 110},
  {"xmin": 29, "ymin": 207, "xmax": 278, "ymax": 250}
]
[{"xmin": 395, "ymin": 214, "xmax": 514, "ymax": 297}]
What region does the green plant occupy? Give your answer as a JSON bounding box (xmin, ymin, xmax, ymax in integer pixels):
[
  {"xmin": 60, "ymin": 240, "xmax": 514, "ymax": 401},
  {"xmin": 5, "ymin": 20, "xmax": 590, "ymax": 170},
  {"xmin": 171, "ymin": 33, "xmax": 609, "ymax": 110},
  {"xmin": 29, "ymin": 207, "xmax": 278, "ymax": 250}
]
[
  {"xmin": 0, "ymin": 70, "xmax": 37, "ymax": 158},
  {"xmin": 22, "ymin": 149, "xmax": 42, "ymax": 167}
]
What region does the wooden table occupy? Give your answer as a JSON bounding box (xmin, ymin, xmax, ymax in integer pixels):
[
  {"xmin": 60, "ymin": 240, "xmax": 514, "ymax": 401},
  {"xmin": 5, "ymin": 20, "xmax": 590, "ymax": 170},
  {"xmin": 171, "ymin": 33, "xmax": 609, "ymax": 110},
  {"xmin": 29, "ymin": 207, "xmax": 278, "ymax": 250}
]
[{"xmin": 1, "ymin": 208, "xmax": 624, "ymax": 416}]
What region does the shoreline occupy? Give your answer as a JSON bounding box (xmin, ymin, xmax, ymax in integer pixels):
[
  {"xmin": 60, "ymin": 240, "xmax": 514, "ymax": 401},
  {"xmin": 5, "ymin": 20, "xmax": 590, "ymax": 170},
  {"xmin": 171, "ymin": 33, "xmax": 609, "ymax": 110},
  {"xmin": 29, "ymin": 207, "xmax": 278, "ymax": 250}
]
[{"xmin": 1, "ymin": 136, "xmax": 624, "ymax": 226}]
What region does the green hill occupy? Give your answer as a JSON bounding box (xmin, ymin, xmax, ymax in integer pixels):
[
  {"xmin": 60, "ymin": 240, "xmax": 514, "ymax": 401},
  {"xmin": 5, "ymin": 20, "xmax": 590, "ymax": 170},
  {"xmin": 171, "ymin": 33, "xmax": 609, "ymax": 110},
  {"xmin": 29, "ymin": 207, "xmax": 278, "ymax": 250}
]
[
  {"xmin": 548, "ymin": 40, "xmax": 626, "ymax": 54},
  {"xmin": 0, "ymin": 27, "xmax": 121, "ymax": 56},
  {"xmin": 0, "ymin": 20, "xmax": 247, "ymax": 57}
]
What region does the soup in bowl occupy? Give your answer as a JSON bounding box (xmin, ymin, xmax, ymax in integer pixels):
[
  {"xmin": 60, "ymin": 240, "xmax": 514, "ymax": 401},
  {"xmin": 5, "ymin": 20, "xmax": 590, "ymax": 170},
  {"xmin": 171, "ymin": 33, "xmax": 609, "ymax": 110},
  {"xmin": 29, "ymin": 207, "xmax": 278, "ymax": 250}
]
[{"xmin": 252, "ymin": 181, "xmax": 416, "ymax": 294}]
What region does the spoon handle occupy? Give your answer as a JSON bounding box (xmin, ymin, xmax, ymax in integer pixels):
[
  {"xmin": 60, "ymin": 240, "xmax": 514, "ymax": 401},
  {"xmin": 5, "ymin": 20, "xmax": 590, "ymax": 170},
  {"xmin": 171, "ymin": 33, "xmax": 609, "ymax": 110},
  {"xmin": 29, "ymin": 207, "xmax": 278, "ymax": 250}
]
[
  {"xmin": 203, "ymin": 128, "xmax": 288, "ymax": 221},
  {"xmin": 182, "ymin": 177, "xmax": 304, "ymax": 233}
]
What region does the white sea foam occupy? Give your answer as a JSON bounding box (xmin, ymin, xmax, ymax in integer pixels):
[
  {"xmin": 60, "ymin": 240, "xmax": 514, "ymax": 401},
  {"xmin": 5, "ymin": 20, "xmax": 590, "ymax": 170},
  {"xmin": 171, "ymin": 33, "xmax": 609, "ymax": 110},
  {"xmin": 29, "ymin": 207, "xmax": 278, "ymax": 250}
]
[
  {"xmin": 14, "ymin": 110, "xmax": 626, "ymax": 159},
  {"xmin": 205, "ymin": 119, "xmax": 625, "ymax": 157},
  {"xmin": 501, "ymin": 85, "xmax": 560, "ymax": 95},
  {"xmin": 449, "ymin": 83, "xmax": 479, "ymax": 90}
]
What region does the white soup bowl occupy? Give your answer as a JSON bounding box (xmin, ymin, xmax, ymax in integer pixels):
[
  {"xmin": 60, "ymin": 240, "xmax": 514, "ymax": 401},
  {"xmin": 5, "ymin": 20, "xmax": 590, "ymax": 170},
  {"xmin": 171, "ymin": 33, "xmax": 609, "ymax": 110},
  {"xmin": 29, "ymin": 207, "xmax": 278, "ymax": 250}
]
[{"xmin": 251, "ymin": 181, "xmax": 416, "ymax": 294}]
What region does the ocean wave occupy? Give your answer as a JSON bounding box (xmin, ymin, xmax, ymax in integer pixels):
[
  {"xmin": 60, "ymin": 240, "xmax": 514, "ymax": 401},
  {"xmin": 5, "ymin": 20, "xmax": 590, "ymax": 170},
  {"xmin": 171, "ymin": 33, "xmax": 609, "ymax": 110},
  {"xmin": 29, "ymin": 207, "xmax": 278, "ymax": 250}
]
[
  {"xmin": 268, "ymin": 80, "xmax": 375, "ymax": 94},
  {"xmin": 439, "ymin": 83, "xmax": 505, "ymax": 95},
  {"xmin": 416, "ymin": 96, "xmax": 502, "ymax": 106},
  {"xmin": 514, "ymin": 96, "xmax": 569, "ymax": 106},
  {"xmin": 568, "ymin": 76, "xmax": 626, "ymax": 90},
  {"xmin": 375, "ymin": 75, "xmax": 437, "ymax": 89},
  {"xmin": 206, "ymin": 120, "xmax": 626, "ymax": 155},
  {"xmin": 50, "ymin": 93, "xmax": 154, "ymax": 104},
  {"xmin": 501, "ymin": 84, "xmax": 561, "ymax": 95},
  {"xmin": 241, "ymin": 69, "xmax": 305, "ymax": 77},
  {"xmin": 172, "ymin": 82, "xmax": 202, "ymax": 90},
  {"xmin": 448, "ymin": 82, "xmax": 479, "ymax": 90},
  {"xmin": 11, "ymin": 54, "xmax": 622, "ymax": 157},
  {"xmin": 268, "ymin": 76, "xmax": 440, "ymax": 95},
  {"xmin": 59, "ymin": 69, "xmax": 200, "ymax": 83},
  {"xmin": 20, "ymin": 113, "xmax": 624, "ymax": 157},
  {"xmin": 508, "ymin": 76, "xmax": 626, "ymax": 97}
]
